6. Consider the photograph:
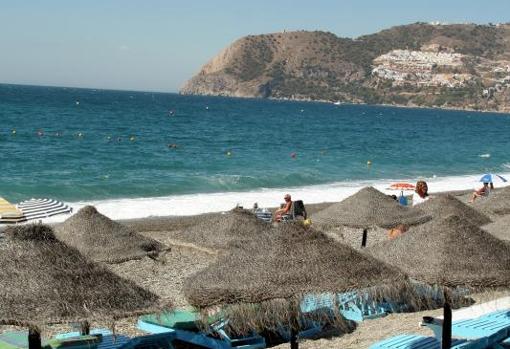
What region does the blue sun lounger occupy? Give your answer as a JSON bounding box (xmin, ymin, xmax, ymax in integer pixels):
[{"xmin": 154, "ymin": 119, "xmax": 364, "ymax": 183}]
[
  {"xmin": 369, "ymin": 334, "xmax": 487, "ymax": 349},
  {"xmin": 421, "ymin": 312, "xmax": 510, "ymax": 348},
  {"xmin": 0, "ymin": 329, "xmax": 185, "ymax": 349},
  {"xmin": 137, "ymin": 310, "xmax": 266, "ymax": 349},
  {"xmin": 0, "ymin": 331, "xmax": 133, "ymax": 349},
  {"xmin": 300, "ymin": 292, "xmax": 396, "ymax": 322},
  {"xmin": 54, "ymin": 331, "xmax": 176, "ymax": 349},
  {"xmin": 420, "ymin": 299, "xmax": 510, "ymax": 348}
]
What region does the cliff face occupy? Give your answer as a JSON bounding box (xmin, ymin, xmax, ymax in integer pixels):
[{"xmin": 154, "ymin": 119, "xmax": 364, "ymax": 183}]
[{"xmin": 181, "ymin": 23, "xmax": 510, "ymax": 112}]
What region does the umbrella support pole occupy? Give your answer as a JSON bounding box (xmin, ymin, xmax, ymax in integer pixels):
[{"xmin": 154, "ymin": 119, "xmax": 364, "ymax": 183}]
[
  {"xmin": 441, "ymin": 292, "xmax": 452, "ymax": 349},
  {"xmin": 290, "ymin": 327, "xmax": 298, "ymax": 349},
  {"xmin": 361, "ymin": 229, "xmax": 368, "ymax": 248},
  {"xmin": 28, "ymin": 327, "xmax": 41, "ymax": 349},
  {"xmin": 80, "ymin": 321, "xmax": 90, "ymax": 335}
]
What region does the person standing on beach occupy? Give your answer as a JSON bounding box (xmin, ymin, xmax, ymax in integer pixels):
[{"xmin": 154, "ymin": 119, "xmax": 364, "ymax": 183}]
[{"xmin": 412, "ymin": 181, "xmax": 429, "ymax": 206}]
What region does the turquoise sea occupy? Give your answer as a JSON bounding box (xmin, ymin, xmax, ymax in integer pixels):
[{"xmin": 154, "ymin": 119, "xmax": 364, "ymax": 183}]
[{"xmin": 1, "ymin": 84, "xmax": 510, "ymax": 217}]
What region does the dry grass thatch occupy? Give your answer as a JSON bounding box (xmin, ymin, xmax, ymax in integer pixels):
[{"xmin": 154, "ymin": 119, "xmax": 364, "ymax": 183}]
[
  {"xmin": 54, "ymin": 206, "xmax": 168, "ymax": 264},
  {"xmin": 482, "ymin": 215, "xmax": 510, "ymax": 242},
  {"xmin": 172, "ymin": 208, "xmax": 273, "ymax": 252},
  {"xmin": 183, "ymin": 223, "xmax": 419, "ymax": 332},
  {"xmin": 419, "ymin": 194, "xmax": 492, "ymax": 226},
  {"xmin": 312, "ymin": 187, "xmax": 431, "ymax": 229},
  {"xmin": 328, "ymin": 226, "xmax": 391, "ymax": 250},
  {"xmin": 366, "ymin": 215, "xmax": 510, "ymax": 289},
  {"xmin": 475, "ymin": 186, "xmax": 510, "ymax": 217},
  {"xmin": 0, "ymin": 224, "xmax": 168, "ymax": 327}
]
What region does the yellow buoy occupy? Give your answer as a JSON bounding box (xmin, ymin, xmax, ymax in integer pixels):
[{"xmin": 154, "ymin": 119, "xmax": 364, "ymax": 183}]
[{"xmin": 367, "ymin": 160, "xmax": 372, "ymax": 166}]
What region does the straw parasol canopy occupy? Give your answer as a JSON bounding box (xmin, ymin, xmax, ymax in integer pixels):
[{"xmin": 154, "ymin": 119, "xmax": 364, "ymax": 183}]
[
  {"xmin": 418, "ymin": 194, "xmax": 492, "ymax": 226},
  {"xmin": 312, "ymin": 187, "xmax": 431, "ymax": 229},
  {"xmin": 475, "ymin": 185, "xmax": 510, "ymax": 217},
  {"xmin": 55, "ymin": 206, "xmax": 168, "ymax": 263},
  {"xmin": 184, "ymin": 223, "xmax": 417, "ymax": 336},
  {"xmin": 366, "ymin": 214, "xmax": 510, "ymax": 348},
  {"xmin": 482, "ymin": 215, "xmax": 510, "ymax": 243},
  {"xmin": 172, "ymin": 208, "xmax": 272, "ymax": 252},
  {"xmin": 0, "ymin": 224, "xmax": 167, "ymax": 328},
  {"xmin": 366, "ymin": 214, "xmax": 510, "ymax": 288}
]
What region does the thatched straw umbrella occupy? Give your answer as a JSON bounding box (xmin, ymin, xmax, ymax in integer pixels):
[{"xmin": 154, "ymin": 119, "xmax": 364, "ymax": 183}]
[
  {"xmin": 482, "ymin": 215, "xmax": 510, "ymax": 243},
  {"xmin": 172, "ymin": 208, "xmax": 272, "ymax": 252},
  {"xmin": 419, "ymin": 194, "xmax": 491, "ymax": 226},
  {"xmin": 55, "ymin": 206, "xmax": 168, "ymax": 263},
  {"xmin": 366, "ymin": 215, "xmax": 510, "ymax": 348},
  {"xmin": 0, "ymin": 224, "xmax": 169, "ymax": 349},
  {"xmin": 312, "ymin": 187, "xmax": 431, "ymax": 247},
  {"xmin": 475, "ymin": 185, "xmax": 510, "ymax": 217},
  {"xmin": 184, "ymin": 223, "xmax": 419, "ymax": 349}
]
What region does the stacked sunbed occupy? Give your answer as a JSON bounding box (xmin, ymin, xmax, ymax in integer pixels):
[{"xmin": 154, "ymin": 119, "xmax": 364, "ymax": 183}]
[{"xmin": 0, "ymin": 197, "xmax": 26, "ymax": 224}]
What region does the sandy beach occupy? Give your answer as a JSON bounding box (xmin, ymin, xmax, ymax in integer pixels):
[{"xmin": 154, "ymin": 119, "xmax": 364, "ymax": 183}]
[{"xmin": 1, "ymin": 187, "xmax": 509, "ymax": 348}]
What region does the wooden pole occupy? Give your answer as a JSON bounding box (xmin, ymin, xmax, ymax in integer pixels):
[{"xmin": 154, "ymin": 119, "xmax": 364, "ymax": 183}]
[
  {"xmin": 441, "ymin": 291, "xmax": 452, "ymax": 349},
  {"xmin": 28, "ymin": 327, "xmax": 41, "ymax": 349},
  {"xmin": 361, "ymin": 229, "xmax": 368, "ymax": 248},
  {"xmin": 290, "ymin": 326, "xmax": 298, "ymax": 349},
  {"xmin": 80, "ymin": 321, "xmax": 90, "ymax": 335},
  {"xmin": 289, "ymin": 299, "xmax": 299, "ymax": 349}
]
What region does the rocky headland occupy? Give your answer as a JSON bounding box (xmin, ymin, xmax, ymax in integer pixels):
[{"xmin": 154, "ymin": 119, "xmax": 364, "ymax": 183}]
[{"xmin": 181, "ymin": 23, "xmax": 510, "ymax": 112}]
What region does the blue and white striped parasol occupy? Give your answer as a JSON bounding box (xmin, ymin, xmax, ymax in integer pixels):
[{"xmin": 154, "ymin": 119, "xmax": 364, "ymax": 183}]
[
  {"xmin": 17, "ymin": 198, "xmax": 72, "ymax": 221},
  {"xmin": 479, "ymin": 173, "xmax": 508, "ymax": 184}
]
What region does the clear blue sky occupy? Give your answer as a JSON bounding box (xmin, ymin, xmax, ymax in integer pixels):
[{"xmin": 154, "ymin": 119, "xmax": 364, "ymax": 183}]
[{"xmin": 1, "ymin": 0, "xmax": 509, "ymax": 92}]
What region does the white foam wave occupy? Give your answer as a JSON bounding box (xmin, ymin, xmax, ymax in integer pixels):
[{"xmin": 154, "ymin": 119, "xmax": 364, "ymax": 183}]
[
  {"xmin": 36, "ymin": 171, "xmax": 510, "ymax": 224},
  {"xmin": 479, "ymin": 153, "xmax": 491, "ymax": 158}
]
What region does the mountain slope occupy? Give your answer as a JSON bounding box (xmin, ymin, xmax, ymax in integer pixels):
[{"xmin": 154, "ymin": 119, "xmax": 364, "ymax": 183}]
[{"xmin": 181, "ymin": 23, "xmax": 510, "ymax": 112}]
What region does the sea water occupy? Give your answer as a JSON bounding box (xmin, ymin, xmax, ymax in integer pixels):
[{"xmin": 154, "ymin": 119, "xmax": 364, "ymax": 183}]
[{"xmin": 1, "ymin": 84, "xmax": 510, "ymax": 220}]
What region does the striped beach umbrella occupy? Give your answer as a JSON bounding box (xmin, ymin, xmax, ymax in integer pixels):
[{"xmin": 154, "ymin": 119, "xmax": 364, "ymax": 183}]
[{"xmin": 17, "ymin": 198, "xmax": 72, "ymax": 221}]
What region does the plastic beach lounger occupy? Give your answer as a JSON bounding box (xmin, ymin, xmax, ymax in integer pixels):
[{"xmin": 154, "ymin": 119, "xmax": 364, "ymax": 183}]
[
  {"xmin": 451, "ymin": 315, "xmax": 510, "ymax": 342},
  {"xmin": 53, "ymin": 331, "xmax": 176, "ymax": 349},
  {"xmin": 137, "ymin": 309, "xmax": 266, "ymax": 349},
  {"xmin": 300, "ymin": 292, "xmax": 391, "ymax": 322},
  {"xmin": 421, "ymin": 297, "xmax": 510, "ymax": 346},
  {"xmin": 369, "ymin": 334, "xmax": 487, "ymax": 349},
  {"xmin": 0, "ymin": 331, "xmax": 131, "ymax": 349}
]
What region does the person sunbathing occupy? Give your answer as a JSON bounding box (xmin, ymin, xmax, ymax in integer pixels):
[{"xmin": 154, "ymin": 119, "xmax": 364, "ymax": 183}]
[
  {"xmin": 274, "ymin": 194, "xmax": 292, "ymax": 222},
  {"xmin": 469, "ymin": 182, "xmax": 489, "ymax": 203},
  {"xmin": 388, "ymin": 224, "xmax": 408, "ymax": 240}
]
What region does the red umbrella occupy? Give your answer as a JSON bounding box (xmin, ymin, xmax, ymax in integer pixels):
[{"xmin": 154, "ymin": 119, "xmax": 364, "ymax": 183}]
[{"xmin": 389, "ymin": 183, "xmax": 415, "ymax": 191}]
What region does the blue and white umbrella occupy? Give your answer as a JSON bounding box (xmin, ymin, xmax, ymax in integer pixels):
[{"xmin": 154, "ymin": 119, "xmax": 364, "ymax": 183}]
[
  {"xmin": 479, "ymin": 173, "xmax": 508, "ymax": 184},
  {"xmin": 17, "ymin": 198, "xmax": 72, "ymax": 222}
]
